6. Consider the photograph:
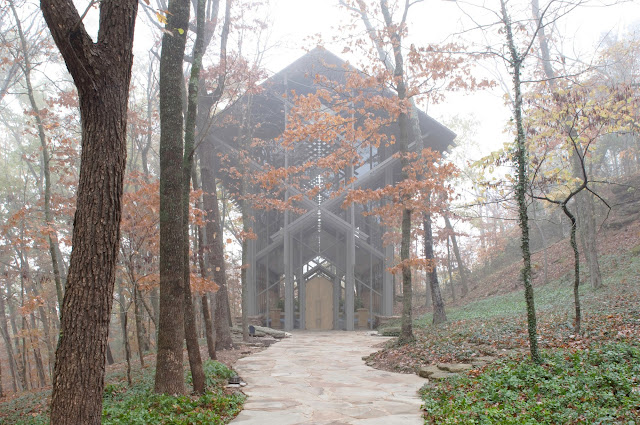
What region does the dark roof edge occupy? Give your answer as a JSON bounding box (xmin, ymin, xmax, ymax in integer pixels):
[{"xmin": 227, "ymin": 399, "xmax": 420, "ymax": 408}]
[{"xmin": 264, "ymin": 46, "xmax": 457, "ymax": 147}]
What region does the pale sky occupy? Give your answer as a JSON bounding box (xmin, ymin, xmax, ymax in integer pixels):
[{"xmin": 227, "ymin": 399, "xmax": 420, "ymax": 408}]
[
  {"xmin": 261, "ymin": 0, "xmax": 640, "ymax": 159},
  {"xmin": 72, "ymin": 0, "xmax": 640, "ymax": 161}
]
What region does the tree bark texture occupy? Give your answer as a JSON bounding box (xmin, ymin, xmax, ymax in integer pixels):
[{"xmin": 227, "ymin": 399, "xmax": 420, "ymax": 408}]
[
  {"xmin": 182, "ymin": 0, "xmax": 206, "ymax": 395},
  {"xmin": 40, "ymin": 1, "xmax": 138, "ymax": 422},
  {"xmin": 563, "ymin": 204, "xmax": 582, "ymax": 334},
  {"xmin": 423, "ymin": 216, "xmax": 447, "ymax": 324},
  {"xmin": 501, "ymin": 0, "xmax": 540, "ymax": 363},
  {"xmin": 155, "ymin": 0, "xmax": 190, "ymax": 395}
]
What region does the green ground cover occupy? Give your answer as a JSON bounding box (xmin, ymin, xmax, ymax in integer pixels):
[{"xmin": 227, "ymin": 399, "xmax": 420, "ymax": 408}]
[
  {"xmin": 369, "ymin": 252, "xmax": 640, "ymax": 423},
  {"xmin": 421, "ymin": 342, "xmax": 640, "ymax": 424},
  {"xmin": 0, "ymin": 360, "xmax": 244, "ymax": 425}
]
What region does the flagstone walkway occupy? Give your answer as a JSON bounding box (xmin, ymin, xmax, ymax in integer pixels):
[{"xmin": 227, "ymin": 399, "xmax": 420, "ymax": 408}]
[{"xmin": 231, "ymin": 331, "xmax": 425, "ymax": 425}]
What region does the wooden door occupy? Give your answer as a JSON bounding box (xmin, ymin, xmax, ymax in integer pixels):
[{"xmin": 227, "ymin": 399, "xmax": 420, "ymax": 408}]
[{"xmin": 305, "ymin": 277, "xmax": 333, "ymax": 330}]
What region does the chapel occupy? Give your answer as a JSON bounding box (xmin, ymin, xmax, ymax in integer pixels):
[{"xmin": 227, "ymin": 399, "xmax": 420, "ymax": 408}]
[{"xmin": 207, "ymin": 47, "xmax": 455, "ymax": 331}]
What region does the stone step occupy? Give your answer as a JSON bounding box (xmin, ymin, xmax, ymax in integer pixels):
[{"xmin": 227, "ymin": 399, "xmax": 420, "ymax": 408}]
[
  {"xmin": 418, "ymin": 365, "xmax": 441, "ymax": 378},
  {"xmin": 418, "ymin": 366, "xmax": 457, "ymax": 380},
  {"xmin": 436, "ymin": 363, "xmax": 472, "ymax": 373}
]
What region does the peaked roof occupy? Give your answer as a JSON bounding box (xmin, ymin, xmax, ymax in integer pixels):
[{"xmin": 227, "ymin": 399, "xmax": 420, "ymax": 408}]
[{"xmin": 212, "ymin": 47, "xmax": 456, "ymax": 153}]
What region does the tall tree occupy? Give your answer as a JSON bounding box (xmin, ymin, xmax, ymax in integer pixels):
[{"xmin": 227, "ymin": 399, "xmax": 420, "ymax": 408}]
[
  {"xmin": 182, "ymin": 0, "xmax": 207, "ymax": 394},
  {"xmin": 528, "ymin": 78, "xmax": 628, "ymax": 334},
  {"xmin": 39, "ymin": 0, "xmax": 139, "ymax": 422},
  {"xmin": 530, "ymin": 0, "xmax": 602, "ymax": 290},
  {"xmin": 498, "ymin": 0, "xmax": 540, "ymax": 363},
  {"xmin": 338, "ymin": 0, "xmax": 479, "ymax": 342},
  {"xmin": 195, "ymin": 0, "xmax": 234, "ymax": 350},
  {"xmin": 155, "ymin": 0, "xmax": 190, "ymax": 395},
  {"xmin": 379, "ymin": 0, "xmax": 414, "ymax": 344}
]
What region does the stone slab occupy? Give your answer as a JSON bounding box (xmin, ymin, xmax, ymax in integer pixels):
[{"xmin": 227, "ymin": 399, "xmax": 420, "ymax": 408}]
[{"xmin": 231, "ymin": 331, "xmax": 425, "ymax": 424}]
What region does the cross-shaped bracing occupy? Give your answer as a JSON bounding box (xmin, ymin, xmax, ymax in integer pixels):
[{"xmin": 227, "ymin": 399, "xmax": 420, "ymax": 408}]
[
  {"xmin": 206, "ymin": 125, "xmax": 397, "ymax": 330},
  {"xmin": 207, "ymin": 132, "xmax": 387, "ymax": 260},
  {"xmin": 200, "ymin": 48, "xmax": 456, "ymax": 331}
]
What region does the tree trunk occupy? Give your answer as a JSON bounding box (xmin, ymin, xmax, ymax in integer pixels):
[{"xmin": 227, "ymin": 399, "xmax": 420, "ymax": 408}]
[
  {"xmin": 5, "ymin": 286, "xmax": 26, "ymax": 390},
  {"xmin": 16, "ymin": 242, "xmax": 35, "ymax": 391},
  {"xmin": 23, "ymin": 273, "xmax": 55, "ymax": 381},
  {"xmin": 106, "ymin": 344, "xmax": 114, "ymax": 366},
  {"xmin": 183, "ymin": 284, "xmax": 205, "ymax": 393},
  {"xmin": 446, "ymin": 236, "xmax": 456, "ymax": 302},
  {"xmin": 424, "ymin": 270, "xmax": 432, "ymax": 308},
  {"xmin": 150, "ymin": 287, "xmax": 160, "ymax": 331},
  {"xmin": 21, "ymin": 318, "xmax": 30, "ymax": 390},
  {"xmin": 379, "ymin": 0, "xmax": 413, "ymax": 345},
  {"xmin": 562, "ymin": 204, "xmax": 582, "ymax": 334},
  {"xmin": 195, "ymin": 0, "xmax": 234, "ymax": 349},
  {"xmin": 35, "ymin": 295, "xmax": 54, "ymax": 380},
  {"xmin": 423, "ymin": 215, "xmax": 447, "ymax": 324},
  {"xmin": 121, "ymin": 306, "xmax": 133, "ymax": 386},
  {"xmin": 576, "ymin": 191, "xmax": 602, "ymax": 289},
  {"xmin": 181, "ymin": 0, "xmax": 206, "ymax": 395},
  {"xmin": 0, "ymin": 348, "xmax": 3, "ymax": 397},
  {"xmin": 532, "ymin": 0, "xmax": 601, "ymax": 293},
  {"xmin": 398, "ymin": 203, "xmax": 413, "ymax": 343},
  {"xmin": 202, "ymin": 294, "xmax": 216, "ymax": 358},
  {"xmin": 118, "ymin": 288, "xmax": 132, "ymax": 386},
  {"xmin": 241, "ymin": 192, "xmax": 250, "ymax": 342},
  {"xmin": 155, "ymin": 0, "xmax": 190, "ymax": 396},
  {"xmin": 200, "ymin": 152, "xmax": 234, "ymax": 349},
  {"xmin": 193, "ymin": 163, "xmax": 217, "ymax": 360},
  {"xmin": 133, "ymin": 286, "xmax": 147, "ymax": 368},
  {"xmin": 501, "ymin": 0, "xmax": 540, "ymax": 364},
  {"xmin": 0, "ymin": 291, "xmax": 21, "ymax": 392},
  {"xmin": 444, "ymin": 216, "xmax": 469, "ymax": 297},
  {"xmin": 41, "ymin": 0, "xmax": 139, "ymax": 422},
  {"xmin": 27, "ymin": 313, "xmax": 47, "ymax": 387}
]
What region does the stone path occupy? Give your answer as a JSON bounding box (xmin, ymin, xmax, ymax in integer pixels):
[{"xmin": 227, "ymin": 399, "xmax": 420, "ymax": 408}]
[{"xmin": 231, "ymin": 331, "xmax": 425, "ymax": 425}]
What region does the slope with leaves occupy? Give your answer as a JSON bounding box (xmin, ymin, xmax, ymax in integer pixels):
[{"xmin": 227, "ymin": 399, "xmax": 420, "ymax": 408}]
[{"xmin": 366, "ymin": 206, "xmax": 640, "ymax": 373}]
